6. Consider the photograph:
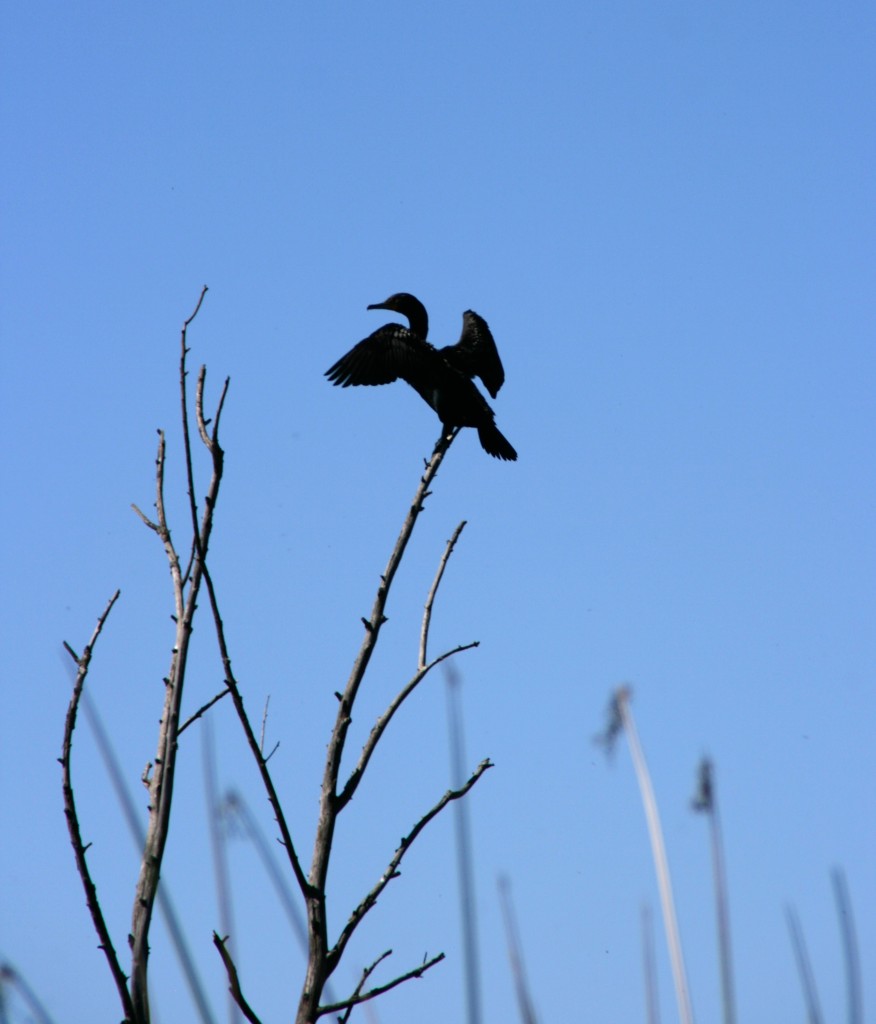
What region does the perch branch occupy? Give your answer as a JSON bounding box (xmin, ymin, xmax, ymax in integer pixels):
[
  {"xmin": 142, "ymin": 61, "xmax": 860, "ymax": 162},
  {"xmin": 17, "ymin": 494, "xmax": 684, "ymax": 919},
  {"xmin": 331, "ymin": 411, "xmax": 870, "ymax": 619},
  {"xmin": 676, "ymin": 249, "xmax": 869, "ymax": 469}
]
[{"xmin": 296, "ymin": 433, "xmax": 457, "ymax": 1023}]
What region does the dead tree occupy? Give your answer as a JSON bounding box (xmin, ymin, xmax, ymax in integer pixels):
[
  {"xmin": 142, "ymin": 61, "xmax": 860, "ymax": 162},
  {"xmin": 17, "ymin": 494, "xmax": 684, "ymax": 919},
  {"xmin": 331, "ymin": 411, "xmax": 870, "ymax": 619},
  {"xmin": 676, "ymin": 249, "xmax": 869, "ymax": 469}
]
[{"xmin": 61, "ymin": 289, "xmax": 492, "ymax": 1023}]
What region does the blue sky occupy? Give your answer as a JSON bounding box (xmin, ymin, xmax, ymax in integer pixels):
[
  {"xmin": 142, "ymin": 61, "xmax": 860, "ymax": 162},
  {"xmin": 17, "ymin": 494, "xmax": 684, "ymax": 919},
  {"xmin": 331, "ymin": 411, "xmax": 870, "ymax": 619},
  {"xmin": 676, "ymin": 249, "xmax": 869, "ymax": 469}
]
[{"xmin": 1, "ymin": 2, "xmax": 873, "ymax": 1021}]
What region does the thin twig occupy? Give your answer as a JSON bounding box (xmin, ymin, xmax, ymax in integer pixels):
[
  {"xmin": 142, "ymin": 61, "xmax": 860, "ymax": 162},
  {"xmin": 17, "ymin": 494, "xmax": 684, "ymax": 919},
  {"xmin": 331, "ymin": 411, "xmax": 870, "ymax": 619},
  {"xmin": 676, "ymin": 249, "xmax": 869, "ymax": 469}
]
[
  {"xmin": 319, "ymin": 952, "xmax": 445, "ymax": 1017},
  {"xmin": 175, "ymin": 300, "xmax": 304, "ymax": 900},
  {"xmin": 213, "ymin": 933, "xmax": 263, "ymax": 1024},
  {"xmin": 198, "ymin": 554, "xmax": 310, "ymax": 897},
  {"xmin": 197, "ymin": 363, "xmax": 230, "ymax": 448},
  {"xmin": 259, "ymin": 696, "xmax": 270, "ymax": 757},
  {"xmin": 329, "ymin": 759, "xmax": 493, "ymax": 972},
  {"xmin": 171, "ymin": 298, "xmax": 303, "ymax": 894},
  {"xmin": 178, "ymin": 687, "xmax": 231, "ymax": 735},
  {"xmin": 337, "ymin": 950, "xmax": 393, "ymax": 1024},
  {"xmin": 420, "ymin": 521, "xmax": 466, "ymax": 669},
  {"xmin": 339, "ymin": 641, "xmax": 479, "ymax": 811},
  {"xmin": 60, "ymin": 591, "xmax": 132, "ymax": 1022}
]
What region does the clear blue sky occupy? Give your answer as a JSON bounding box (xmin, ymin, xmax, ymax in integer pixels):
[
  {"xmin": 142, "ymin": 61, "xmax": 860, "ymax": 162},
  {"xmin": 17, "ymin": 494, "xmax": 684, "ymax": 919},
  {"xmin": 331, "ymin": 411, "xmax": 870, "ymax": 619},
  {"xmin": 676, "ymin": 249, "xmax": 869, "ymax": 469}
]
[{"xmin": 1, "ymin": 2, "xmax": 873, "ymax": 1021}]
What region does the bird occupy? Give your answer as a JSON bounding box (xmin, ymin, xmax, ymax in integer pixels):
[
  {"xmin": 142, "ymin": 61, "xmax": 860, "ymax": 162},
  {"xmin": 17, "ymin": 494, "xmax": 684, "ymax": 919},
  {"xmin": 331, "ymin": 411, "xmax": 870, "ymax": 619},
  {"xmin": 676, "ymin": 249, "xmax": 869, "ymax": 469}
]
[{"xmin": 325, "ymin": 292, "xmax": 517, "ymax": 461}]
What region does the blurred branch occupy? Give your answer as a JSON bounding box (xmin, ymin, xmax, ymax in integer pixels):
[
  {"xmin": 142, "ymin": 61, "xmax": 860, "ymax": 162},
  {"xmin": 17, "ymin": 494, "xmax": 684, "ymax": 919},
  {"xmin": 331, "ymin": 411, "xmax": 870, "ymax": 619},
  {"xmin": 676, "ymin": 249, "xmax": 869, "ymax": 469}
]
[
  {"xmin": 831, "ymin": 867, "xmax": 862, "ymax": 1024},
  {"xmin": 60, "ymin": 590, "xmax": 133, "ymax": 1022},
  {"xmin": 640, "ymin": 904, "xmax": 660, "ymax": 1024},
  {"xmin": 0, "ymin": 961, "xmax": 57, "ymax": 1024},
  {"xmin": 202, "ymin": 720, "xmax": 239, "ymax": 1024},
  {"xmin": 785, "ymin": 905, "xmax": 823, "ymax": 1024},
  {"xmin": 692, "ymin": 757, "xmax": 735, "ymax": 1024},
  {"xmin": 447, "ymin": 664, "xmax": 481, "ymax": 1024},
  {"xmin": 602, "ymin": 688, "xmax": 694, "ymax": 1024},
  {"xmin": 498, "ymin": 877, "xmax": 538, "ymax": 1024}
]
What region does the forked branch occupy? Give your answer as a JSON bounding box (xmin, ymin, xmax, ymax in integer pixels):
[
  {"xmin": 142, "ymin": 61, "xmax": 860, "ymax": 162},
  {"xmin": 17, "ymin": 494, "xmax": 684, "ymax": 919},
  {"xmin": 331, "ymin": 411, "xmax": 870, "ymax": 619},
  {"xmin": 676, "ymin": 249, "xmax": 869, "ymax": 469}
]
[{"xmin": 322, "ymin": 950, "xmax": 446, "ymax": 1020}]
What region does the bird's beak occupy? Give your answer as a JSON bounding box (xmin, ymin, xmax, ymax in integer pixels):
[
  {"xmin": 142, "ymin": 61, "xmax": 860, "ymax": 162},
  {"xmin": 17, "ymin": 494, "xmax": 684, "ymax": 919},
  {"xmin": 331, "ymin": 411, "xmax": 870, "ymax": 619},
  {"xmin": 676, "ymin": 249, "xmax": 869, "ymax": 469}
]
[{"xmin": 366, "ymin": 301, "xmax": 388, "ymax": 312}]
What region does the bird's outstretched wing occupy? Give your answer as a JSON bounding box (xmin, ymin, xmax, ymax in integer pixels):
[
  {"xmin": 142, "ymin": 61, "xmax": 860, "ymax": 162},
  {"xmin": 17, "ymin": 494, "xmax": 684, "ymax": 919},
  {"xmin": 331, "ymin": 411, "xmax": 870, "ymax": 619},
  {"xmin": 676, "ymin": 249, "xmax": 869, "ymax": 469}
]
[
  {"xmin": 442, "ymin": 310, "xmax": 505, "ymax": 399},
  {"xmin": 325, "ymin": 325, "xmax": 431, "ymax": 387}
]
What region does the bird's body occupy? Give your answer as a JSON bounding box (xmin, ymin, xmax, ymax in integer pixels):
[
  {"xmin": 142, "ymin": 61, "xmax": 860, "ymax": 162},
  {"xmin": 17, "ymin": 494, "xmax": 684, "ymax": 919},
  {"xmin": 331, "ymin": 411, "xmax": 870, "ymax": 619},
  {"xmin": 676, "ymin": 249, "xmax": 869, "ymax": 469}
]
[{"xmin": 325, "ymin": 293, "xmax": 517, "ymax": 461}]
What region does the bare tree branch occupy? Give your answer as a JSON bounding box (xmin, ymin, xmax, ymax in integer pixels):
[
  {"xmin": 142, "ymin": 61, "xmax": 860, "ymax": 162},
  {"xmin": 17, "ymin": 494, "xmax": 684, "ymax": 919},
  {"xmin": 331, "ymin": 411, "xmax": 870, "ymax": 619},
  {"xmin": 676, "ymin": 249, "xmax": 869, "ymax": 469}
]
[
  {"xmin": 60, "ymin": 590, "xmax": 133, "ymax": 1022},
  {"xmin": 64, "ymin": 657, "xmax": 216, "ymax": 1024},
  {"xmin": 213, "ymin": 933, "xmax": 263, "ymax": 1024},
  {"xmin": 155, "ymin": 293, "xmax": 311, "ymax": 904},
  {"xmin": 129, "ymin": 288, "xmax": 219, "ymax": 1023},
  {"xmin": 329, "ymin": 759, "xmax": 493, "ymax": 972},
  {"xmin": 419, "ymin": 520, "xmax": 466, "ymax": 669},
  {"xmin": 337, "ymin": 950, "xmax": 392, "ymax": 1024},
  {"xmin": 197, "ymin": 554, "xmax": 311, "ymax": 897},
  {"xmin": 296, "ymin": 431, "xmax": 457, "ymax": 1024},
  {"xmin": 320, "ymin": 951, "xmax": 445, "ymax": 1019},
  {"xmin": 338, "ymin": 640, "xmax": 479, "ymax": 812},
  {"xmin": 178, "ymin": 687, "xmax": 231, "ymax": 735}
]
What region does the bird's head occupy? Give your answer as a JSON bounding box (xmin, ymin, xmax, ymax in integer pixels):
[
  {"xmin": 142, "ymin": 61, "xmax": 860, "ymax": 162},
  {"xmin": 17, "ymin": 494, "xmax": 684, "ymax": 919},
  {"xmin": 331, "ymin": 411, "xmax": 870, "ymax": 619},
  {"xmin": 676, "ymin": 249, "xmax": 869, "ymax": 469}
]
[{"xmin": 367, "ymin": 292, "xmax": 428, "ymax": 338}]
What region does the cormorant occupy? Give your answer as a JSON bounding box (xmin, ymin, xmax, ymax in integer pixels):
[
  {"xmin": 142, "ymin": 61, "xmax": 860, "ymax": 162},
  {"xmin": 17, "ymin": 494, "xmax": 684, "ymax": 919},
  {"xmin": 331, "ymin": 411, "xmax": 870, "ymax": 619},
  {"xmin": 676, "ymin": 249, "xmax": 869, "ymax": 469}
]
[{"xmin": 325, "ymin": 293, "xmax": 517, "ymax": 461}]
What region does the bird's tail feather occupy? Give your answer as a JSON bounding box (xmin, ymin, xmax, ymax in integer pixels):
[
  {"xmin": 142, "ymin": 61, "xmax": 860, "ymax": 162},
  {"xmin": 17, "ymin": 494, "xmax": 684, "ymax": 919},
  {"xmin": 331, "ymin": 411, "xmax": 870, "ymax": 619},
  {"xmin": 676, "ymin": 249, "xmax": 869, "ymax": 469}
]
[{"xmin": 477, "ymin": 422, "xmax": 517, "ymax": 461}]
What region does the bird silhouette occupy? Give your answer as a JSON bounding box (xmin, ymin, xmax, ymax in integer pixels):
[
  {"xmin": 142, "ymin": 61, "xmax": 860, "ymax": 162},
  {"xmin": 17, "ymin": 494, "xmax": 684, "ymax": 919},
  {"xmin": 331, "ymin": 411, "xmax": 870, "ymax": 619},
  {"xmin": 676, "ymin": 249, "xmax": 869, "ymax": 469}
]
[{"xmin": 325, "ymin": 293, "xmax": 517, "ymax": 461}]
